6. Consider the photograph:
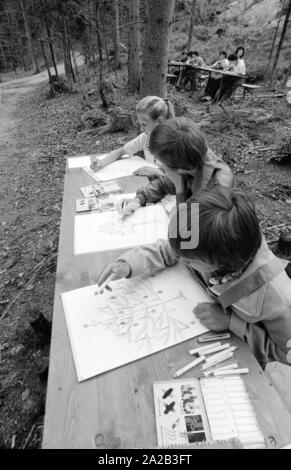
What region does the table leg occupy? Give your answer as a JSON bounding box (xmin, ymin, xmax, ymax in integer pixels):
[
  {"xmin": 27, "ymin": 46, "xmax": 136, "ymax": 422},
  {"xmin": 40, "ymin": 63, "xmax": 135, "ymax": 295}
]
[
  {"xmin": 213, "ymin": 75, "xmax": 224, "ymax": 104},
  {"xmin": 189, "ymin": 70, "xmax": 198, "ymax": 96},
  {"xmin": 204, "ymin": 72, "xmax": 211, "ymax": 96},
  {"xmin": 176, "ymin": 66, "xmax": 184, "ymax": 88}
]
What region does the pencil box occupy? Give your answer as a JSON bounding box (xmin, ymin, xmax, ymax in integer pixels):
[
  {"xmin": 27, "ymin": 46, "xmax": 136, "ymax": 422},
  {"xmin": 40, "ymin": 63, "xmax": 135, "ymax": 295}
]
[{"xmin": 153, "ymin": 376, "xmax": 265, "ymax": 449}]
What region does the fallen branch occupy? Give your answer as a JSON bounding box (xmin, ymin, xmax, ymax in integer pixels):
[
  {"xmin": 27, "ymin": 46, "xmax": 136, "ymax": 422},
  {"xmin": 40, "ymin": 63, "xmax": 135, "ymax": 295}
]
[
  {"xmin": 0, "ymin": 253, "xmax": 57, "ymax": 322},
  {"xmin": 257, "ymin": 93, "xmax": 284, "ymax": 98},
  {"xmin": 264, "ymin": 223, "xmax": 287, "ymax": 231},
  {"xmin": 22, "ymin": 423, "xmax": 36, "ymax": 449}
]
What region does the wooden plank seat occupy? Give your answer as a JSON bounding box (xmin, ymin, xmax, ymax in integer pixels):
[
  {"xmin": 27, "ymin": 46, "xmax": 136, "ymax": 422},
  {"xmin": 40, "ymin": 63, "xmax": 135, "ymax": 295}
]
[
  {"xmin": 240, "ymin": 83, "xmax": 262, "ymax": 99},
  {"xmin": 166, "ymin": 73, "xmax": 178, "ymax": 85}
]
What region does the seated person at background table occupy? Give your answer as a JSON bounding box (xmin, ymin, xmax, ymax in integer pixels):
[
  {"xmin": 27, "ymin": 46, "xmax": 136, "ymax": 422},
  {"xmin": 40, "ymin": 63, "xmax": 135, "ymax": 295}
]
[
  {"xmin": 172, "ymin": 50, "xmax": 188, "ymax": 81},
  {"xmin": 91, "ymin": 96, "xmax": 175, "ymax": 178},
  {"xmin": 207, "ymin": 53, "xmax": 244, "ymax": 103},
  {"xmin": 203, "ymin": 51, "xmax": 229, "ymax": 101},
  {"xmin": 175, "ymin": 51, "xmax": 193, "ymax": 89},
  {"xmin": 188, "ymin": 50, "xmax": 205, "ymax": 67},
  {"xmin": 98, "ymin": 187, "xmax": 291, "ymax": 368},
  {"xmin": 235, "ymin": 46, "xmax": 246, "ymax": 76},
  {"xmin": 116, "ymin": 117, "xmax": 233, "ymax": 216},
  {"xmin": 211, "ymin": 50, "xmax": 229, "ymax": 71},
  {"xmin": 178, "ymin": 51, "xmax": 205, "ymax": 91},
  {"xmin": 181, "ymin": 50, "xmax": 188, "ymax": 63}
]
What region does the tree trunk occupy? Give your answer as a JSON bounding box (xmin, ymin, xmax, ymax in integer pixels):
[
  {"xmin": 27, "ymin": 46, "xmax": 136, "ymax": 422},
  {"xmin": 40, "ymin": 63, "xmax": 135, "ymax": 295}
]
[
  {"xmin": 141, "ymin": 0, "xmax": 175, "ymax": 97},
  {"xmin": 19, "ymin": 39, "xmax": 26, "ymax": 71},
  {"xmin": 58, "ymin": 0, "xmax": 75, "ymax": 88},
  {"xmin": 95, "ymin": 0, "xmax": 104, "ymax": 81},
  {"xmin": 187, "ymin": 0, "xmax": 196, "ymax": 50},
  {"xmin": 43, "ymin": 8, "xmax": 58, "ymax": 77},
  {"xmin": 128, "ymin": 0, "xmax": 140, "ymax": 93},
  {"xmin": 6, "ymin": 8, "xmax": 23, "ymax": 71},
  {"xmin": 90, "ymin": 0, "xmax": 96, "ymax": 64},
  {"xmin": 270, "ymin": 0, "xmax": 291, "ymax": 90},
  {"xmin": 20, "ymin": 0, "xmax": 40, "ymax": 74},
  {"xmin": 114, "ymin": 0, "xmax": 121, "ymax": 70},
  {"xmin": 71, "ymin": 47, "xmax": 80, "ymax": 80},
  {"xmin": 39, "ymin": 39, "xmax": 52, "ymax": 80},
  {"xmin": 0, "ymin": 42, "xmax": 8, "ymax": 71}
]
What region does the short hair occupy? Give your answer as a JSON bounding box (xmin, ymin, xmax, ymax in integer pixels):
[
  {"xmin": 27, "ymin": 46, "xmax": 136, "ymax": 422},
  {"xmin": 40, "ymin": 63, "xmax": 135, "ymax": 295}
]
[
  {"xmin": 136, "ymin": 96, "xmax": 175, "ymax": 120},
  {"xmin": 235, "ymin": 46, "xmax": 245, "ymax": 58},
  {"xmin": 187, "ymin": 51, "xmax": 194, "ymax": 57},
  {"xmin": 168, "ymin": 187, "xmax": 262, "ymax": 273},
  {"xmin": 149, "ymin": 117, "xmax": 207, "ymax": 170},
  {"xmin": 219, "ymin": 51, "xmax": 227, "ymax": 58},
  {"xmin": 193, "ymin": 51, "xmax": 199, "ymax": 56},
  {"xmin": 228, "ymin": 53, "xmax": 238, "ymax": 62}
]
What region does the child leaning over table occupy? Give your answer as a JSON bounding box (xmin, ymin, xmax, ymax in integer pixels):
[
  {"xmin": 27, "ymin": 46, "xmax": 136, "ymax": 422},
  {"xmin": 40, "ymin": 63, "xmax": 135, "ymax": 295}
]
[
  {"xmin": 117, "ymin": 117, "xmax": 233, "ymax": 216},
  {"xmin": 98, "ymin": 187, "xmax": 291, "ymax": 368},
  {"xmin": 91, "ymin": 95, "xmax": 175, "ymax": 178}
]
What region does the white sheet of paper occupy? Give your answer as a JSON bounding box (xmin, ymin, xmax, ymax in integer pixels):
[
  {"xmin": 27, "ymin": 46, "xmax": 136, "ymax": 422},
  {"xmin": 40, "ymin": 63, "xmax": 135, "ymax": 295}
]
[
  {"xmin": 74, "ymin": 203, "xmax": 168, "ymax": 255},
  {"xmin": 83, "ymin": 155, "xmax": 158, "ymax": 182},
  {"xmin": 61, "ymin": 264, "xmax": 209, "ymax": 381},
  {"xmin": 68, "ymin": 154, "xmax": 109, "ymax": 169},
  {"xmin": 67, "ymin": 156, "xmax": 92, "ymax": 168}
]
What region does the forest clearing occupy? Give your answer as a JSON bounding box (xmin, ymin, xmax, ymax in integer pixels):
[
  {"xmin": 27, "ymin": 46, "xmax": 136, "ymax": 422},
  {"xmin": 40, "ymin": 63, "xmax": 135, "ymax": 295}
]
[{"xmin": 0, "ymin": 0, "xmax": 291, "ymax": 450}]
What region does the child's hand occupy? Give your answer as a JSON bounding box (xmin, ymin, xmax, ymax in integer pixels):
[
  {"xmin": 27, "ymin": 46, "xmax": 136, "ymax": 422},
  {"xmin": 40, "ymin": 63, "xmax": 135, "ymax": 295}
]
[
  {"xmin": 116, "ymin": 198, "xmax": 141, "ymax": 217},
  {"xmin": 97, "ymin": 260, "xmax": 131, "ymax": 287},
  {"xmin": 90, "ymin": 156, "xmax": 104, "ymax": 172},
  {"xmin": 133, "ymin": 166, "xmax": 164, "ymax": 178},
  {"xmin": 193, "ymin": 302, "xmax": 230, "ymax": 331},
  {"xmin": 164, "ymin": 166, "xmax": 185, "ymax": 193}
]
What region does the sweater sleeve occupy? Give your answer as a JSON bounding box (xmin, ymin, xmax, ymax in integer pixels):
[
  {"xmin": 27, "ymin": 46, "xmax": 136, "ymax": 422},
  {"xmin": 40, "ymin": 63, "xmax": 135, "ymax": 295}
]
[
  {"xmin": 229, "ymin": 302, "xmax": 291, "ymax": 366},
  {"xmin": 136, "ymin": 175, "xmax": 176, "ymax": 206},
  {"xmin": 117, "ymin": 239, "xmax": 178, "ymax": 278}
]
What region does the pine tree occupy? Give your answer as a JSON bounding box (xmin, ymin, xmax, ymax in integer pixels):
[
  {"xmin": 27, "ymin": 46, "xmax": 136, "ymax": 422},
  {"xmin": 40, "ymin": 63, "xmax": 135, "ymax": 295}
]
[
  {"xmin": 141, "ymin": 0, "xmax": 175, "ymax": 97},
  {"xmin": 128, "ymin": 0, "xmax": 140, "ymax": 93}
]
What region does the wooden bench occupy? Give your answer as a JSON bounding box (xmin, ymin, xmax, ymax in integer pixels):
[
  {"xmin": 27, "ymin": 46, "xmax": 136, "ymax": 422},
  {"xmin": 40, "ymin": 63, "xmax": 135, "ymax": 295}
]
[
  {"xmin": 166, "ymin": 73, "xmax": 177, "ymax": 85},
  {"xmin": 240, "ymin": 83, "xmax": 262, "ymax": 100},
  {"xmin": 42, "ymin": 163, "xmax": 291, "ymax": 449}
]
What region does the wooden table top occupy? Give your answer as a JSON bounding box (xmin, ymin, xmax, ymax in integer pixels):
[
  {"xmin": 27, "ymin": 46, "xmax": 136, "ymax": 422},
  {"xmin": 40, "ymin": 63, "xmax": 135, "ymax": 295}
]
[
  {"xmin": 168, "ymin": 61, "xmax": 244, "ymax": 78},
  {"xmin": 42, "ymin": 164, "xmax": 291, "ymax": 449}
]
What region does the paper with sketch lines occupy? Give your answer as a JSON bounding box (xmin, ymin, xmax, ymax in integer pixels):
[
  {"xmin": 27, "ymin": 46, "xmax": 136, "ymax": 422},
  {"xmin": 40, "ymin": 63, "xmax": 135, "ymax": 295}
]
[
  {"xmin": 61, "ymin": 264, "xmax": 209, "ymax": 381},
  {"xmin": 83, "ymin": 155, "xmax": 158, "ymax": 182},
  {"xmin": 74, "ymin": 203, "xmax": 169, "ymax": 255},
  {"xmin": 67, "ymin": 154, "xmax": 109, "ymax": 169}
]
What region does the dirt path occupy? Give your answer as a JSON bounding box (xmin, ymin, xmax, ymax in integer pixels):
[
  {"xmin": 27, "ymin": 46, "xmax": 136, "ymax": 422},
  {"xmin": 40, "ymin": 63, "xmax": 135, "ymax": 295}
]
[{"xmin": 0, "ymin": 65, "xmax": 79, "ymax": 449}]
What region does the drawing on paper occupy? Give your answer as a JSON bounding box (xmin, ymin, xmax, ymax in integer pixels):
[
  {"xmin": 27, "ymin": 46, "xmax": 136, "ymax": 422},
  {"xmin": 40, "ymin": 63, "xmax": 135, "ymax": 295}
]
[
  {"xmin": 74, "ymin": 204, "xmax": 169, "ymax": 255},
  {"xmin": 61, "ymin": 264, "xmax": 209, "ymax": 381},
  {"xmin": 96, "ymin": 221, "xmax": 135, "ymax": 237},
  {"xmin": 83, "ymin": 156, "xmax": 158, "ymax": 182},
  {"xmin": 95, "ymin": 219, "xmax": 157, "ymax": 237},
  {"xmin": 83, "ymin": 277, "xmax": 197, "ymax": 353}
]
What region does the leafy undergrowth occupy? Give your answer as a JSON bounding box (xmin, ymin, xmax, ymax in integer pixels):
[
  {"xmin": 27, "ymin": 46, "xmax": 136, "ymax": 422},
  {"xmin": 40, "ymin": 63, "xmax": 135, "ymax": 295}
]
[{"xmin": 0, "ymin": 68, "xmax": 290, "ymax": 449}]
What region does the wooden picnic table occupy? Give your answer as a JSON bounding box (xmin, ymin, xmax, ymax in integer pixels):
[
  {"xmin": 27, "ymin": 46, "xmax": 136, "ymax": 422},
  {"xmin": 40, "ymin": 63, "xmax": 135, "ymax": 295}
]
[
  {"xmin": 168, "ymin": 61, "xmax": 244, "ymax": 78},
  {"xmin": 42, "ymin": 163, "xmax": 291, "ymax": 449},
  {"xmin": 168, "ymin": 61, "xmax": 244, "ymax": 96}
]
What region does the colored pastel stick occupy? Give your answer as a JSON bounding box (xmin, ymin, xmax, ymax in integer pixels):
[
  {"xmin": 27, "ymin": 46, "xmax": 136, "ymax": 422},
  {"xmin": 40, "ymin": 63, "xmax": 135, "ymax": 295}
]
[{"xmin": 173, "ymin": 355, "xmax": 205, "ymax": 378}]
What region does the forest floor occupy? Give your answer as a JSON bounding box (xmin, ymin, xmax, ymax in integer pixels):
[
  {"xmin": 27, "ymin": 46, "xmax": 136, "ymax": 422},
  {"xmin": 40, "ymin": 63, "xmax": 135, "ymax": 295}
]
[{"xmin": 0, "ymin": 66, "xmax": 290, "ymax": 449}]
